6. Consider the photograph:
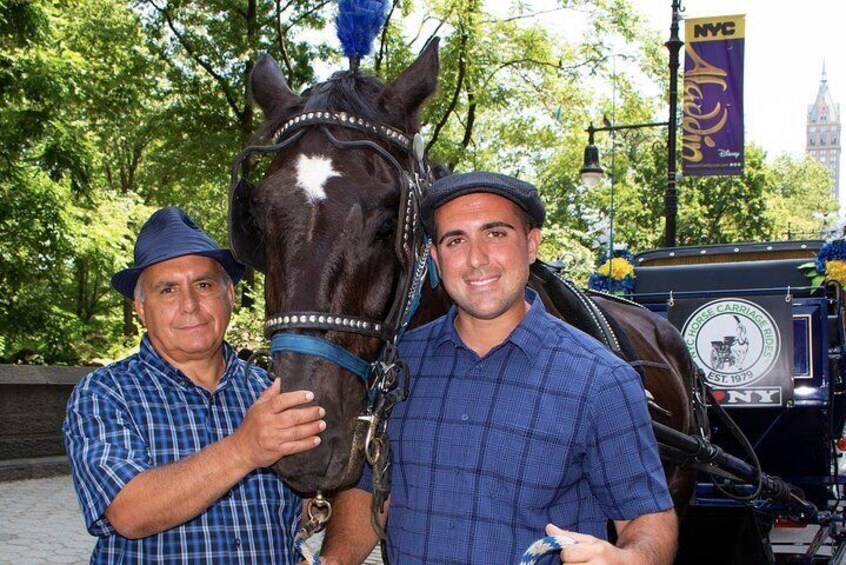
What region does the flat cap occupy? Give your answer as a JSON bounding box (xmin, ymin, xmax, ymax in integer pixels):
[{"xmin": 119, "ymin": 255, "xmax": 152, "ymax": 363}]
[{"xmin": 421, "ymin": 171, "xmax": 545, "ymax": 236}]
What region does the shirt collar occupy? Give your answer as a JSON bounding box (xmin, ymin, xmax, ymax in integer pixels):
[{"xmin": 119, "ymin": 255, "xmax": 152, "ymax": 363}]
[
  {"xmin": 433, "ymin": 287, "xmax": 549, "ymax": 360},
  {"xmin": 139, "ymin": 334, "xmax": 238, "ymax": 392}
]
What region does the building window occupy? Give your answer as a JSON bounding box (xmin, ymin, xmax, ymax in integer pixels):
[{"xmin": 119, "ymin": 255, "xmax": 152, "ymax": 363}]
[{"xmin": 811, "ymin": 138, "xmax": 816, "ymax": 145}]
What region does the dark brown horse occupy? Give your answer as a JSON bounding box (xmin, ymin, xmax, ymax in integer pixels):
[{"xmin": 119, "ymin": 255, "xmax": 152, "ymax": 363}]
[{"xmin": 235, "ymin": 41, "xmax": 699, "ymax": 512}]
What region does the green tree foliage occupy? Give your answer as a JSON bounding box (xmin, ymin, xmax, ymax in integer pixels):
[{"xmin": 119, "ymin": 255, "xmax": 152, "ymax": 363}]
[
  {"xmin": 1, "ymin": 0, "xmax": 155, "ymax": 362},
  {"xmin": 763, "ymin": 154, "xmax": 837, "ymax": 240},
  {"xmin": 1, "ymin": 0, "xmax": 838, "ymax": 362}
]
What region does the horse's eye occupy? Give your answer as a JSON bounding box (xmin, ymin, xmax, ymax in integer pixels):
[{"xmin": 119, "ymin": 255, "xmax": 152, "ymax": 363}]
[{"xmin": 376, "ymin": 217, "xmax": 396, "ymax": 240}]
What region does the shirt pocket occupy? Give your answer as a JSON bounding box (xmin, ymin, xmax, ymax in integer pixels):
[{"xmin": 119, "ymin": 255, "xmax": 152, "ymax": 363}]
[{"xmin": 475, "ymin": 426, "xmax": 573, "ymax": 509}]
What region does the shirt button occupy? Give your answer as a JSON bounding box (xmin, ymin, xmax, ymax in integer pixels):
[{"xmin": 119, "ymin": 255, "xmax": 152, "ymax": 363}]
[
  {"xmin": 461, "ymin": 414, "xmax": 469, "ymax": 421},
  {"xmin": 234, "ymin": 538, "xmax": 241, "ymax": 549}
]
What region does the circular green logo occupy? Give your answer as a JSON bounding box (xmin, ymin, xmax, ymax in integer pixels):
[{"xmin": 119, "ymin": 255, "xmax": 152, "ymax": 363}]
[{"xmin": 681, "ymin": 298, "xmax": 780, "ymax": 388}]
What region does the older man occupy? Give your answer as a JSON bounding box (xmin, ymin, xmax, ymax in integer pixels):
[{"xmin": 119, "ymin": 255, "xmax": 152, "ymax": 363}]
[
  {"xmin": 318, "ymin": 173, "xmax": 676, "ymax": 564},
  {"xmin": 64, "ymin": 207, "xmax": 324, "ymax": 564}
]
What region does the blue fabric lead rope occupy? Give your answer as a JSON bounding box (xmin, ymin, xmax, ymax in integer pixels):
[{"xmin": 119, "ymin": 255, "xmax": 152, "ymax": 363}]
[
  {"xmin": 270, "ymin": 334, "xmax": 371, "ymax": 382},
  {"xmin": 297, "ymin": 533, "xmax": 575, "ymax": 564},
  {"xmin": 518, "ymin": 534, "xmax": 577, "ymax": 564},
  {"xmin": 294, "ymin": 537, "xmax": 321, "ymax": 565}
]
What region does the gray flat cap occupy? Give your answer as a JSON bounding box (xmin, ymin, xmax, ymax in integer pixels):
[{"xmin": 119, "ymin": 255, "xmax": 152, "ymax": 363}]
[{"xmin": 421, "ymin": 171, "xmax": 545, "ymax": 236}]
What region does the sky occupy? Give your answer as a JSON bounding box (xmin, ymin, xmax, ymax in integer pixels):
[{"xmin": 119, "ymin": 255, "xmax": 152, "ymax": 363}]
[
  {"xmin": 313, "ymin": 0, "xmax": 845, "ymax": 202},
  {"xmin": 631, "ymin": 0, "xmax": 845, "ymax": 207}
]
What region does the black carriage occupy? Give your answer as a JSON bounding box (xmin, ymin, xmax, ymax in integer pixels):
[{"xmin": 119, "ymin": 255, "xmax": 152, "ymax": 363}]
[{"xmin": 629, "ymin": 240, "xmax": 846, "ymax": 563}]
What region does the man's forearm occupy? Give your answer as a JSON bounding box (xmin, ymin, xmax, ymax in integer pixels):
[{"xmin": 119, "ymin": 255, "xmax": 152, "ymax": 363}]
[
  {"xmin": 615, "ymin": 508, "xmax": 678, "ymax": 565},
  {"xmin": 318, "ymin": 488, "xmax": 381, "ymax": 565},
  {"xmin": 105, "ymin": 434, "xmax": 252, "ymax": 538}
]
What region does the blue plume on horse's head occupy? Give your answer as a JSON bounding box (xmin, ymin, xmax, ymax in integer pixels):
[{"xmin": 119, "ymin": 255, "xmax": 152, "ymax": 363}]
[{"xmin": 335, "ymin": 0, "xmax": 390, "ymax": 64}]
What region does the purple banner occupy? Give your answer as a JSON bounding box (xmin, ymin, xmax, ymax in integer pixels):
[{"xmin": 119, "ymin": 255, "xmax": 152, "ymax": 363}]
[{"xmin": 682, "ymin": 15, "xmax": 745, "ymax": 177}]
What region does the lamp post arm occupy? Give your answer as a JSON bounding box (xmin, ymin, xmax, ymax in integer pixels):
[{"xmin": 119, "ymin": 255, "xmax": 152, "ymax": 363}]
[{"xmin": 586, "ymin": 121, "xmax": 669, "ymax": 135}]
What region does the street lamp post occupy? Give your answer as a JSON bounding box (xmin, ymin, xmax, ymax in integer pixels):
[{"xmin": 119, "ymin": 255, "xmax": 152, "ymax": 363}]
[{"xmin": 579, "ymin": 0, "xmax": 684, "ymax": 248}]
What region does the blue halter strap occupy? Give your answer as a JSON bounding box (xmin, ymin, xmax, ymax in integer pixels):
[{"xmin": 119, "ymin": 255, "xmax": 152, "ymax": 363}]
[{"xmin": 270, "ymin": 333, "xmax": 371, "ymax": 382}]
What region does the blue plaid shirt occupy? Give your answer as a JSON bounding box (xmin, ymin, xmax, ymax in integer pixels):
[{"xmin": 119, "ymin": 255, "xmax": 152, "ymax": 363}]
[
  {"xmin": 363, "ymin": 288, "xmax": 672, "ymax": 564},
  {"xmin": 64, "ymin": 335, "xmax": 300, "ymax": 564}
]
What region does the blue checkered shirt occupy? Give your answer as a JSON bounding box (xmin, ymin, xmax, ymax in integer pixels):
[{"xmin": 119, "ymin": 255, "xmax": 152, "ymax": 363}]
[
  {"xmin": 362, "ymin": 288, "xmax": 672, "ymax": 564},
  {"xmin": 64, "ymin": 335, "xmax": 300, "ymax": 564}
]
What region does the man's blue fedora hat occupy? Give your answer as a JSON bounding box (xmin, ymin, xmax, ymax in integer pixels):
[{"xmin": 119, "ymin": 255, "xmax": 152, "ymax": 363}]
[{"xmin": 111, "ymin": 207, "xmax": 245, "ymax": 299}]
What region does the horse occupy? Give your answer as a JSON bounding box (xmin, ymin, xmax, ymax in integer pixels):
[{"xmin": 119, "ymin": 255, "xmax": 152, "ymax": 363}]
[{"xmin": 230, "ymin": 40, "xmax": 701, "ymax": 517}]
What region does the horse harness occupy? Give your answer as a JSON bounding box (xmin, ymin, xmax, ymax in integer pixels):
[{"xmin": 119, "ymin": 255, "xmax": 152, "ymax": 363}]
[{"xmin": 228, "ymin": 109, "xmax": 433, "ymax": 545}]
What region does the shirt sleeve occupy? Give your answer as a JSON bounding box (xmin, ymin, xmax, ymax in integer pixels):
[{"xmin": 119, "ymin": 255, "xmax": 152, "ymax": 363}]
[
  {"xmin": 357, "ymin": 460, "xmax": 374, "ymax": 493},
  {"xmin": 63, "ymin": 371, "xmax": 152, "ymax": 537},
  {"xmin": 584, "ymin": 365, "xmax": 673, "ymax": 520}
]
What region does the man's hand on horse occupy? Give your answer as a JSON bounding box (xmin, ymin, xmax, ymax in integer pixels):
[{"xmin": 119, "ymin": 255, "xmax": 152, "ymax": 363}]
[
  {"xmin": 545, "ymin": 524, "xmax": 646, "ymax": 565},
  {"xmin": 231, "ymin": 378, "xmax": 326, "ymax": 469}
]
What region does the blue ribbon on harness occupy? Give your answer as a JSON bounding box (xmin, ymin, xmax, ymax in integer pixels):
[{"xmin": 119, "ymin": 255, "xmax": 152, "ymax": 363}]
[{"xmin": 270, "ymin": 334, "xmax": 371, "ymax": 382}]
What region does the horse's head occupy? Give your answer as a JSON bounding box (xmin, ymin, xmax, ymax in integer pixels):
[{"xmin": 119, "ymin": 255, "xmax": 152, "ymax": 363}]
[{"xmin": 234, "ymin": 41, "xmax": 439, "ymax": 493}]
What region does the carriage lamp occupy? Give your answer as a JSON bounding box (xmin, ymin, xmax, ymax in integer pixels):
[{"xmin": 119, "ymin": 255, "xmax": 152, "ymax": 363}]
[{"xmin": 579, "ymin": 129, "xmax": 604, "ymax": 188}]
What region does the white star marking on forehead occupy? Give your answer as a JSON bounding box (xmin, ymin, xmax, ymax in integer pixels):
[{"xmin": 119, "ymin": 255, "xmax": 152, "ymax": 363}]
[{"xmin": 295, "ymin": 154, "xmax": 341, "ymax": 203}]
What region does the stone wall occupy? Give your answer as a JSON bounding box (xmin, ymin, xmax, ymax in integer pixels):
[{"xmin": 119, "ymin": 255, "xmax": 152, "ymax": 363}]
[{"xmin": 0, "ymin": 365, "xmax": 89, "ymax": 481}]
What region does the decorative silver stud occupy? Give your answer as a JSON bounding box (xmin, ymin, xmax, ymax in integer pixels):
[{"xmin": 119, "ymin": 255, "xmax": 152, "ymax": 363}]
[{"xmin": 309, "ymin": 315, "xmax": 317, "ymax": 323}]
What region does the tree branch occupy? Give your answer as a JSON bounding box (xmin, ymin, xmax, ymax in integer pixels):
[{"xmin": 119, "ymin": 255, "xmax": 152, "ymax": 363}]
[
  {"xmin": 482, "ymin": 7, "xmax": 564, "ymax": 24},
  {"xmin": 282, "ymin": 0, "xmax": 332, "ymax": 33},
  {"xmin": 426, "ymin": 30, "xmax": 467, "ymax": 155},
  {"xmin": 408, "ymin": 14, "xmax": 450, "ymax": 49},
  {"xmin": 273, "ymin": 0, "xmax": 295, "ymax": 78},
  {"xmin": 147, "ymin": 0, "xmax": 243, "ymax": 121},
  {"xmin": 461, "ymin": 91, "xmax": 476, "ymax": 149},
  {"xmin": 375, "ymin": 0, "xmax": 398, "ymax": 76}
]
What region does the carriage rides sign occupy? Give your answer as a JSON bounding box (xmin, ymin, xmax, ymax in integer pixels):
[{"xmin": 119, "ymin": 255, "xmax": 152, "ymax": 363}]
[{"xmin": 670, "ymin": 296, "xmax": 794, "ymax": 407}]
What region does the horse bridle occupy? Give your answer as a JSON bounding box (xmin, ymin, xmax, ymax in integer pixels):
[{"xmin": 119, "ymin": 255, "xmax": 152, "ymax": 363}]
[{"xmin": 228, "ymin": 108, "xmax": 432, "ymax": 539}]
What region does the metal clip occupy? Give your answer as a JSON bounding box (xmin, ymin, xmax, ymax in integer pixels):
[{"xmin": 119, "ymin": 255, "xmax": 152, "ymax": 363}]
[
  {"xmin": 668, "ymin": 291, "xmax": 675, "ymax": 308},
  {"xmin": 296, "ymin": 492, "xmax": 333, "ymax": 541},
  {"xmin": 786, "ymin": 286, "xmax": 793, "ymax": 303},
  {"xmin": 307, "ymin": 492, "xmax": 332, "ymax": 523},
  {"xmin": 356, "ymin": 413, "xmax": 382, "ymax": 465}
]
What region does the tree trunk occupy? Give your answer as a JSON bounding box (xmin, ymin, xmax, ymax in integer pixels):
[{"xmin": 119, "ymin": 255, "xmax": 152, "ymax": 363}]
[
  {"xmin": 123, "ymin": 298, "xmax": 136, "ymax": 337},
  {"xmin": 239, "ymin": 0, "xmax": 258, "ymax": 310}
]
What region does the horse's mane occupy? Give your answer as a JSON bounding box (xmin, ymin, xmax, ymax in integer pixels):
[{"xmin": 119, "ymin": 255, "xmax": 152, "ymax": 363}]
[{"xmin": 262, "ymin": 70, "xmax": 388, "ymax": 141}]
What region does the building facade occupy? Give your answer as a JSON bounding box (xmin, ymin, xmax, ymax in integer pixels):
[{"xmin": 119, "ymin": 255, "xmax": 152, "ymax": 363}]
[{"xmin": 806, "ymin": 65, "xmax": 841, "ymax": 200}]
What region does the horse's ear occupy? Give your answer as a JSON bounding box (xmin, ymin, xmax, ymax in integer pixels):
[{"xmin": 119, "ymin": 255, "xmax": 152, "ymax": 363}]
[
  {"xmin": 381, "ymin": 37, "xmax": 440, "ymax": 120},
  {"xmin": 250, "ymin": 54, "xmax": 300, "ymax": 119}
]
